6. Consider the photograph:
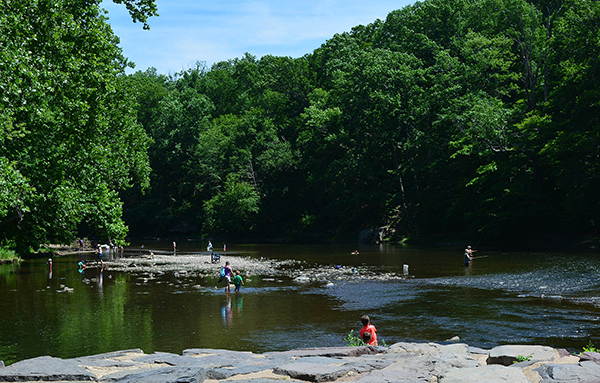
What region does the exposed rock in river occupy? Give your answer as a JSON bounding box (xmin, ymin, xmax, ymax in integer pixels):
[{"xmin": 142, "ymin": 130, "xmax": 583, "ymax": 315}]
[{"xmin": 94, "ymin": 251, "xmax": 406, "ymax": 284}]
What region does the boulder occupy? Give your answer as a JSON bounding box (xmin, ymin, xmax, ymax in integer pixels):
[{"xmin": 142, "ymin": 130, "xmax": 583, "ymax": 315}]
[
  {"xmin": 578, "ymin": 351, "xmax": 600, "ymax": 365},
  {"xmin": 535, "ymin": 360, "xmax": 600, "ymax": 382},
  {"xmin": 487, "ymin": 345, "xmax": 558, "ymax": 365}
]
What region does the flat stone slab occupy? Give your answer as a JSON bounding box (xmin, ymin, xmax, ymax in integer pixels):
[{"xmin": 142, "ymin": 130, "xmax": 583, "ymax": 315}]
[
  {"xmin": 273, "ymin": 361, "xmax": 355, "ymax": 382},
  {"xmin": 383, "ymin": 349, "xmax": 480, "ymax": 378},
  {"xmin": 352, "ymin": 368, "xmax": 432, "ymax": 382},
  {"xmin": 101, "ymin": 366, "xmax": 205, "ymax": 383},
  {"xmin": 181, "ymin": 349, "xmax": 295, "ymax": 379},
  {"xmin": 387, "ymin": 342, "xmax": 470, "ymax": 357},
  {"xmin": 0, "ymin": 356, "xmax": 96, "ymax": 381},
  {"xmin": 336, "ymin": 354, "xmax": 399, "ymax": 372},
  {"xmin": 488, "ymin": 345, "xmax": 558, "ymax": 365},
  {"xmin": 132, "ymin": 352, "xmax": 209, "ymax": 367},
  {"xmin": 441, "ymin": 365, "xmax": 529, "ymax": 383}
]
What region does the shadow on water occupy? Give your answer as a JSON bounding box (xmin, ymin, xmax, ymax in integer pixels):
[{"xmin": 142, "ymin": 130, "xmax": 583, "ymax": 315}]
[{"xmin": 2, "ymin": 242, "xmax": 600, "ymax": 365}]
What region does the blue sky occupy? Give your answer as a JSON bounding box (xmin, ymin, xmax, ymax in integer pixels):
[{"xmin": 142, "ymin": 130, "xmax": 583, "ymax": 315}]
[{"xmin": 101, "ymin": 0, "xmax": 415, "ymax": 75}]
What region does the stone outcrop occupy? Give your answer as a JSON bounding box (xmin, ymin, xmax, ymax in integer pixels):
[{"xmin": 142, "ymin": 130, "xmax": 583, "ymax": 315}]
[
  {"xmin": 0, "ymin": 343, "xmax": 598, "ymax": 383},
  {"xmin": 487, "ymin": 345, "xmax": 560, "ymax": 365}
]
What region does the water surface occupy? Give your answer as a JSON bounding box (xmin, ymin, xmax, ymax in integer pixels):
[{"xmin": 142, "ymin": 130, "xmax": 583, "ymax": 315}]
[{"xmin": 2, "ymin": 242, "xmax": 600, "ymax": 365}]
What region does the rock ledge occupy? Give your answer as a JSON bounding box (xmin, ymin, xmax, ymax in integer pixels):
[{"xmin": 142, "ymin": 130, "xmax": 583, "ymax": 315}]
[{"xmin": 1, "ymin": 343, "xmax": 599, "ymax": 383}]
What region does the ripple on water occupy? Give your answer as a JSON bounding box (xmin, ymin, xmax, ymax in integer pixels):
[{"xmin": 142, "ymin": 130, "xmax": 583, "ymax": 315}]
[{"xmin": 416, "ymin": 257, "xmax": 600, "ymax": 308}]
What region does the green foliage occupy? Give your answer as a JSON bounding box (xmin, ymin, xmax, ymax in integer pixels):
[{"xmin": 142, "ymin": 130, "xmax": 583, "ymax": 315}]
[
  {"xmin": 513, "ymin": 354, "xmax": 533, "ymax": 363},
  {"xmin": 202, "ymin": 175, "xmax": 260, "ymax": 238},
  {"xmin": 0, "ymin": 246, "xmax": 20, "ymax": 262},
  {"xmin": 111, "ymin": 0, "xmax": 159, "ymax": 30},
  {"xmin": 343, "ymin": 330, "xmax": 387, "ymax": 347},
  {"xmin": 0, "ymin": 0, "xmax": 154, "ymax": 253},
  {"xmin": 582, "ymin": 341, "xmax": 598, "ymax": 354},
  {"xmin": 343, "ymin": 330, "xmax": 366, "ymax": 347}
]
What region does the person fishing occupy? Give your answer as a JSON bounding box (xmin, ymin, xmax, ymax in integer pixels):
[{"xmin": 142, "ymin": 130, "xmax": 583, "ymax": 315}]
[{"xmin": 463, "ymin": 245, "xmax": 476, "ymax": 266}]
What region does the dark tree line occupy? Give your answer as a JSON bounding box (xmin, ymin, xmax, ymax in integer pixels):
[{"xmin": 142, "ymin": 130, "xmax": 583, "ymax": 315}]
[
  {"xmin": 2, "ymin": 0, "xmax": 599, "ymax": 254},
  {"xmin": 123, "ymin": 0, "xmax": 600, "ymax": 246}
]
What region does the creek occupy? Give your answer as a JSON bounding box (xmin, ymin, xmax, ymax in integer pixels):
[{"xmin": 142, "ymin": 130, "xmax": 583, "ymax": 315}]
[{"xmin": 2, "ymin": 242, "xmax": 600, "ymax": 366}]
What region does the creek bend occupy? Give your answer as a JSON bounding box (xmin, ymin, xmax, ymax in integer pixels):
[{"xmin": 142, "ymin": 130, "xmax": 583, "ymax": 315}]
[{"xmin": 1, "ymin": 242, "xmax": 600, "ymax": 366}]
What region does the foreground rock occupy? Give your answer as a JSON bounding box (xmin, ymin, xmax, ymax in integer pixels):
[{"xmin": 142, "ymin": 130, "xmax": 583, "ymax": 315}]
[{"xmin": 1, "ymin": 342, "xmax": 599, "ymax": 383}]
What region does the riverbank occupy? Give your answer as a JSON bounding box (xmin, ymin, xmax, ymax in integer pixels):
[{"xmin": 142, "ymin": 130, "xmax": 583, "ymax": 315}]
[
  {"xmin": 0, "ymin": 248, "xmax": 20, "ymax": 264},
  {"xmin": 1, "ymin": 341, "xmax": 599, "ymax": 382},
  {"xmin": 0, "ymin": 258, "xmax": 19, "ymax": 265}
]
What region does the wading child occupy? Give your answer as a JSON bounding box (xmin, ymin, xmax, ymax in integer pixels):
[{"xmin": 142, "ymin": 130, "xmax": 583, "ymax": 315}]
[{"xmin": 233, "ymin": 270, "xmax": 244, "ymax": 292}]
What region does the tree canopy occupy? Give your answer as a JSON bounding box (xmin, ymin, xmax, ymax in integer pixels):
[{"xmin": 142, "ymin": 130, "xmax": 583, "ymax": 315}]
[
  {"xmin": 0, "ymin": 0, "xmax": 156, "ymax": 253},
  {"xmin": 124, "ymin": 0, "xmax": 600, "ymax": 246},
  {"xmin": 3, "ymin": 0, "xmax": 600, "ymax": 252}
]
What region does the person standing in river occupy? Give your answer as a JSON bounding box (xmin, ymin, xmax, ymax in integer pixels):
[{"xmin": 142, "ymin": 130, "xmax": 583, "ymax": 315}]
[
  {"xmin": 464, "ymin": 245, "xmax": 476, "ymax": 266},
  {"xmin": 222, "ymin": 261, "xmax": 233, "ymax": 292},
  {"xmin": 233, "ymin": 270, "xmax": 244, "ymax": 292}
]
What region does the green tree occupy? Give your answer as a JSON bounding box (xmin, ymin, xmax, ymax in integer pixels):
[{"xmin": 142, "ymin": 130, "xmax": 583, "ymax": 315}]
[
  {"xmin": 540, "ymin": 0, "xmax": 600, "ymax": 234},
  {"xmin": 0, "ymin": 0, "xmax": 155, "ymax": 252},
  {"xmin": 202, "ymin": 174, "xmax": 260, "ymax": 237}
]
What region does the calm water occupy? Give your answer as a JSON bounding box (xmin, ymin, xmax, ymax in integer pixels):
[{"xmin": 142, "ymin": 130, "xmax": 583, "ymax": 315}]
[{"xmin": 2, "ymin": 242, "xmax": 600, "ymax": 366}]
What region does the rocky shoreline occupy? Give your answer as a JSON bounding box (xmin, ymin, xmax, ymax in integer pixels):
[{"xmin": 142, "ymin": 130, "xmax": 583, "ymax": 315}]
[{"xmin": 1, "ymin": 342, "xmax": 600, "ymax": 382}]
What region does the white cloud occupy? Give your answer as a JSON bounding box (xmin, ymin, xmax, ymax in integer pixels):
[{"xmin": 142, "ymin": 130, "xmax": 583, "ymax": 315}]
[{"xmin": 101, "ymin": 0, "xmax": 414, "ymax": 74}]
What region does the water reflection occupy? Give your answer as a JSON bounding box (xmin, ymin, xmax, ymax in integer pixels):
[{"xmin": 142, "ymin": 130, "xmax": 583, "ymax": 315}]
[
  {"xmin": 98, "ymin": 269, "xmax": 104, "ymax": 298},
  {"xmin": 47, "ymin": 258, "xmax": 53, "ymax": 281},
  {"xmin": 233, "ymin": 293, "xmax": 243, "ymax": 314},
  {"xmin": 2, "ymin": 243, "xmax": 600, "ymax": 366},
  {"xmin": 222, "ymin": 293, "xmax": 232, "ymax": 326}
]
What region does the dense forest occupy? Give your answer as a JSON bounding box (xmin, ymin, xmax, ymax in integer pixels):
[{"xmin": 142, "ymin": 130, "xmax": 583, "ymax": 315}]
[{"xmin": 1, "ymin": 0, "xmax": 600, "ymax": 254}]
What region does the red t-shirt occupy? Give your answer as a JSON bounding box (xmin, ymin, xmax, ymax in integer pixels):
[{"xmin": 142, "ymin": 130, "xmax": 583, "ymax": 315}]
[{"xmin": 359, "ymin": 324, "xmax": 378, "ymax": 345}]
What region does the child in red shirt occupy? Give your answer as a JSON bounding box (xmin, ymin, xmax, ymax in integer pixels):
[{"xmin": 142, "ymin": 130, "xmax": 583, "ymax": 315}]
[{"xmin": 359, "ymin": 315, "xmax": 378, "ymax": 346}]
